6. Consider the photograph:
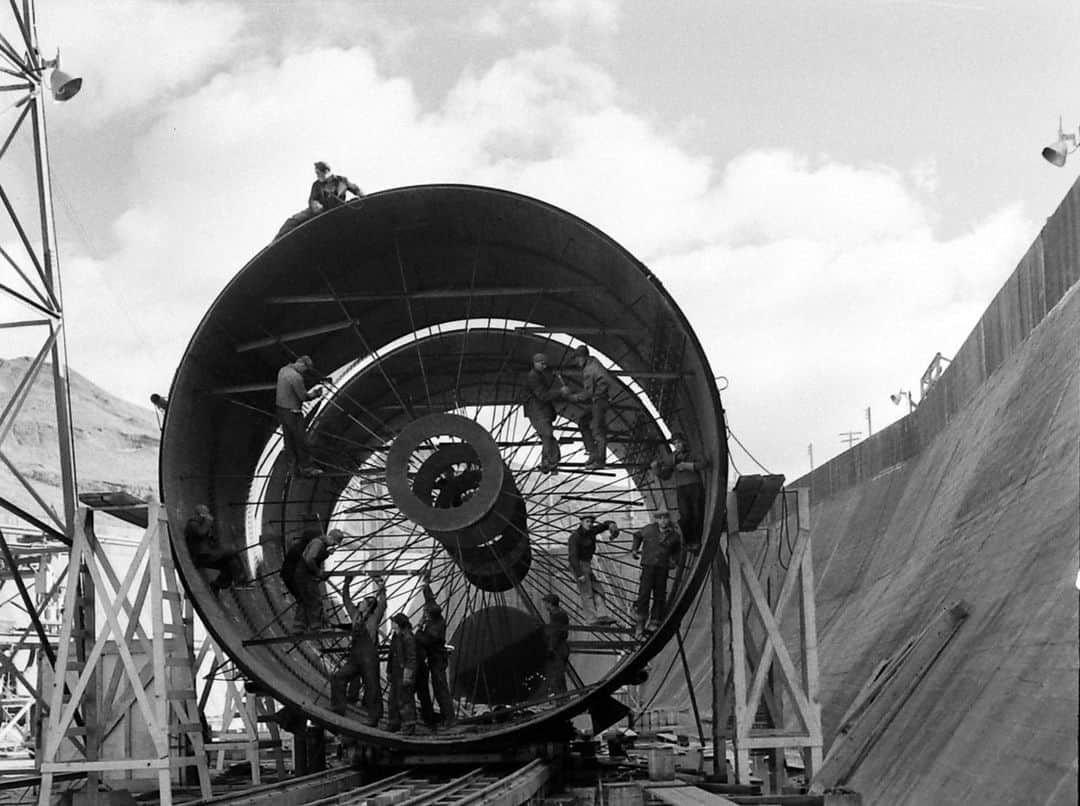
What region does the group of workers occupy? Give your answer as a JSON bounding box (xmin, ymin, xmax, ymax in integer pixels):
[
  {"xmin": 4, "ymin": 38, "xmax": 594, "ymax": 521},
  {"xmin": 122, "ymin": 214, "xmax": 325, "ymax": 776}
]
[
  {"xmin": 524, "ymin": 347, "xmax": 613, "ymax": 472},
  {"xmin": 323, "ymin": 569, "xmax": 454, "ymax": 734},
  {"xmin": 539, "ymin": 502, "xmax": 695, "ymax": 693}
]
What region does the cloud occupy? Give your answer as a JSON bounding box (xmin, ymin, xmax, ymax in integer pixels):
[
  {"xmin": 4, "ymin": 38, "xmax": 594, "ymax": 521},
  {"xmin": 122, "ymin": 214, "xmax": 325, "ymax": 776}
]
[
  {"xmin": 532, "ymin": 0, "xmax": 621, "ymax": 31},
  {"xmin": 34, "ymin": 36, "xmax": 1035, "ymax": 483},
  {"xmin": 35, "ymin": 0, "xmax": 248, "ymax": 125},
  {"xmin": 463, "ymin": 0, "xmax": 621, "ymax": 39}
]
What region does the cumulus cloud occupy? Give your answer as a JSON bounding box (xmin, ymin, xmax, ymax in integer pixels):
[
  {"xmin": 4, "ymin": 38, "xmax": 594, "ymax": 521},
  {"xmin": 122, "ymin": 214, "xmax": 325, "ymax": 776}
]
[
  {"xmin": 463, "ymin": 0, "xmax": 621, "ymax": 39},
  {"xmin": 34, "ymin": 0, "xmax": 248, "ymax": 125},
  {"xmin": 532, "ymin": 0, "xmax": 621, "ymax": 31},
  {"xmin": 23, "ymin": 31, "xmax": 1036, "ymax": 481}
]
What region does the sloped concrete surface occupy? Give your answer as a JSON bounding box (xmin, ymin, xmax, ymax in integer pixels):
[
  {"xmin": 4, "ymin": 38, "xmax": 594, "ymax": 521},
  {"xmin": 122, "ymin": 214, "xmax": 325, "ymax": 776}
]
[
  {"xmin": 641, "ymin": 181, "xmax": 1080, "ymax": 803},
  {"xmin": 809, "ymin": 282, "xmax": 1078, "ymax": 804}
]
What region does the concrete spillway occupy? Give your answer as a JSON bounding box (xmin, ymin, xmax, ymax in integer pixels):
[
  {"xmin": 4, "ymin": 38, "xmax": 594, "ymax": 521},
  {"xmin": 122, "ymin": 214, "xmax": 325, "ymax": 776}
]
[{"xmin": 645, "ymin": 181, "xmax": 1080, "ymax": 804}]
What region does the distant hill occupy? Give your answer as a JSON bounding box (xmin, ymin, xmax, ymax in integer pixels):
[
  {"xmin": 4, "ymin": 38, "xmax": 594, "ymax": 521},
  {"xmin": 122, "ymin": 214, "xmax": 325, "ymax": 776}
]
[{"xmin": 0, "ymin": 357, "xmax": 159, "ymax": 530}]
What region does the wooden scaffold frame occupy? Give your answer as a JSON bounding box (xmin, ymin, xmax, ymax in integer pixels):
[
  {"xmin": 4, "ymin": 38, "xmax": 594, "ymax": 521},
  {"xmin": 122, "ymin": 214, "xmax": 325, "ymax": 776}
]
[
  {"xmin": 713, "ymin": 485, "xmax": 824, "ymax": 787},
  {"xmin": 36, "ymin": 499, "xmax": 210, "ymax": 806}
]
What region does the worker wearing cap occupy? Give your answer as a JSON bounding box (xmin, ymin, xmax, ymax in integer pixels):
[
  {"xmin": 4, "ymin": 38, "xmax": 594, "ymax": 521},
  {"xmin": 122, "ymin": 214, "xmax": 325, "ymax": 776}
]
[
  {"xmin": 387, "ymin": 613, "xmax": 418, "ymax": 734},
  {"xmin": 568, "ymin": 514, "xmax": 618, "ymax": 625},
  {"xmin": 308, "ymin": 160, "xmax": 363, "ymax": 213},
  {"xmin": 289, "ymin": 528, "xmax": 342, "ymax": 633},
  {"xmin": 565, "ymin": 345, "xmax": 614, "ymax": 470},
  {"xmin": 414, "ymin": 570, "xmax": 455, "ymax": 729},
  {"xmin": 183, "ymin": 504, "xmax": 253, "ymax": 594},
  {"xmin": 276, "ymin": 355, "xmax": 325, "ymax": 479},
  {"xmin": 651, "ymin": 432, "xmax": 711, "ymax": 550},
  {"xmin": 630, "ymin": 510, "xmax": 683, "ymax": 637},
  {"xmin": 274, "ymin": 161, "xmax": 364, "ymax": 240},
  {"xmin": 523, "ymin": 352, "xmax": 569, "ymax": 473},
  {"xmin": 331, "ymin": 574, "xmax": 386, "ymax": 725},
  {"xmin": 540, "ymin": 593, "xmax": 570, "ymax": 696}
]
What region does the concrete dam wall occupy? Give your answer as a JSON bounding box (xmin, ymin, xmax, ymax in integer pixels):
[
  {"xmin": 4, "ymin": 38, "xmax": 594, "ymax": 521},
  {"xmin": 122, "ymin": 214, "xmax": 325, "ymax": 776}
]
[{"xmin": 643, "ymin": 179, "xmax": 1080, "ymax": 805}]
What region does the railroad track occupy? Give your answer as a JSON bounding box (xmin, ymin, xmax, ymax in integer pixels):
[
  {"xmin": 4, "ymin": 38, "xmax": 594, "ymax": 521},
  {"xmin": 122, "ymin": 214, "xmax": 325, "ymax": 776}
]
[{"xmin": 194, "ymin": 759, "xmax": 552, "ymax": 806}]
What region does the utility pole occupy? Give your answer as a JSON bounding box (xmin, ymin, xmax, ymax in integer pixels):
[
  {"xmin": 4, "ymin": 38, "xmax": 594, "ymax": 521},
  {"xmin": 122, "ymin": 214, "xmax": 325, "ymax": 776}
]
[
  {"xmin": 807, "ymin": 443, "xmax": 814, "ymax": 472},
  {"xmin": 839, "ymin": 431, "xmax": 862, "ymax": 449},
  {"xmin": 865, "ymin": 406, "xmax": 872, "ymax": 437}
]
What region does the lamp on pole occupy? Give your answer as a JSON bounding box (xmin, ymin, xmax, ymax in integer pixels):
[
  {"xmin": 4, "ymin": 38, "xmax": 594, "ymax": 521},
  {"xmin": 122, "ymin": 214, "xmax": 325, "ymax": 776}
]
[
  {"xmin": 890, "ymin": 389, "xmax": 916, "ymax": 414},
  {"xmin": 1042, "ymin": 117, "xmax": 1078, "ymax": 167}
]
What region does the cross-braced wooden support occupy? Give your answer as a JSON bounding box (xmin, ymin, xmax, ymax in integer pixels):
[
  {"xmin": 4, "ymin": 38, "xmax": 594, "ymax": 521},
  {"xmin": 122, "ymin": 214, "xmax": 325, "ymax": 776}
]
[
  {"xmin": 37, "ymin": 500, "xmax": 211, "ymax": 806},
  {"xmin": 196, "ymin": 637, "xmax": 286, "ymax": 784},
  {"xmin": 713, "ymin": 488, "xmax": 823, "ymax": 786}
]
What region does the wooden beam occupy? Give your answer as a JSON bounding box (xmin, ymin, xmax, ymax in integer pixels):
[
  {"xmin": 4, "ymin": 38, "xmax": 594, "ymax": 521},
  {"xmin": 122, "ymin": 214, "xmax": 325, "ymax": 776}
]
[
  {"xmin": 809, "ymin": 601, "xmax": 969, "ymax": 794},
  {"xmin": 726, "ymin": 493, "xmax": 751, "ymax": 783}
]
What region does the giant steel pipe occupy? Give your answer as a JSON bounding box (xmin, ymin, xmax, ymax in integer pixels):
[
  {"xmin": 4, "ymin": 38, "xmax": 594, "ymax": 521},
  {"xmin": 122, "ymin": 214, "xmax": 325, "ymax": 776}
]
[{"xmin": 161, "ymin": 185, "xmax": 728, "ymax": 751}]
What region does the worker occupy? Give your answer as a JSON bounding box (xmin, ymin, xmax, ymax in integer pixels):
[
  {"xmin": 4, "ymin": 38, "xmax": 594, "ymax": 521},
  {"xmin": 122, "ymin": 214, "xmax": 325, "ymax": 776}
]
[
  {"xmin": 330, "ymin": 575, "xmax": 386, "ymax": 725},
  {"xmin": 286, "ymin": 528, "xmax": 342, "ymax": 633},
  {"xmin": 540, "ymin": 593, "xmax": 570, "ymax": 697},
  {"xmin": 184, "ymin": 504, "xmax": 252, "ymax": 594},
  {"xmin": 566, "ymin": 345, "xmax": 614, "ymax": 470},
  {"xmin": 309, "ymin": 160, "xmax": 363, "ymax": 212},
  {"xmin": 414, "ymin": 571, "xmax": 455, "ymax": 729},
  {"xmin": 274, "ymin": 162, "xmax": 364, "ymax": 240},
  {"xmin": 651, "ymin": 432, "xmax": 710, "ymax": 550},
  {"xmin": 280, "ymin": 517, "xmax": 323, "ymax": 602},
  {"xmin": 630, "ymin": 509, "xmax": 683, "ymax": 638},
  {"xmin": 523, "ymin": 352, "xmax": 569, "ymax": 473},
  {"xmin": 386, "ymin": 613, "xmax": 418, "ymax": 735},
  {"xmin": 275, "ymin": 355, "xmax": 324, "ymax": 479},
  {"xmin": 568, "ymin": 514, "xmax": 618, "ymax": 625}
]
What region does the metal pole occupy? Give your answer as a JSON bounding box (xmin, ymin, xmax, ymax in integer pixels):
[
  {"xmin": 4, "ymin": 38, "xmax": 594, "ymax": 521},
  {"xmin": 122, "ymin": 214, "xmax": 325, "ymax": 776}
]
[
  {"xmin": 28, "ymin": 83, "xmax": 78, "ymax": 541},
  {"xmin": 675, "ymin": 630, "xmax": 706, "ymax": 747}
]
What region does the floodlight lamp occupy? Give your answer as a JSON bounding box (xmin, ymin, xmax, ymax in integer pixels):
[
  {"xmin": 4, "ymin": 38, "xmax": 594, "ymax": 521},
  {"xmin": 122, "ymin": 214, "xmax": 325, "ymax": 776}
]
[
  {"xmin": 890, "ymin": 389, "xmax": 917, "ymax": 412},
  {"xmin": 41, "ymin": 50, "xmax": 81, "ymax": 102},
  {"xmin": 1042, "ymin": 118, "xmax": 1077, "ymax": 167},
  {"xmin": 49, "ymin": 66, "xmax": 81, "ymax": 101}
]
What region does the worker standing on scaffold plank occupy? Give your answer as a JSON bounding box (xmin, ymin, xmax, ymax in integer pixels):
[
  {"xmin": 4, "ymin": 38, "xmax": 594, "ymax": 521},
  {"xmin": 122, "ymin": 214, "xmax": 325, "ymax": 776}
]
[
  {"xmin": 652, "ymin": 432, "xmax": 711, "ymax": 551},
  {"xmin": 540, "ymin": 593, "xmax": 570, "ymax": 697},
  {"xmin": 630, "ymin": 509, "xmax": 682, "ymax": 638},
  {"xmin": 387, "ymin": 613, "xmax": 418, "ymax": 735},
  {"xmin": 415, "ymin": 570, "xmax": 456, "ymax": 730},
  {"xmin": 275, "ymin": 355, "xmax": 325, "ymax": 479},
  {"xmin": 523, "ymin": 352, "xmax": 569, "ymax": 473},
  {"xmin": 331, "ymin": 574, "xmax": 386, "ymax": 725},
  {"xmin": 566, "ymin": 345, "xmax": 614, "ymax": 470},
  {"xmin": 287, "ymin": 528, "xmax": 342, "ymax": 634},
  {"xmin": 568, "ymin": 514, "xmax": 619, "ymax": 625}
]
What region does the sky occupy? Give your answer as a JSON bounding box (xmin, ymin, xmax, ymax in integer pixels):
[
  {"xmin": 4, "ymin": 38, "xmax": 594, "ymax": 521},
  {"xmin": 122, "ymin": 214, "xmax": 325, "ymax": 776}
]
[{"xmin": 0, "ymin": 0, "xmax": 1077, "ymax": 482}]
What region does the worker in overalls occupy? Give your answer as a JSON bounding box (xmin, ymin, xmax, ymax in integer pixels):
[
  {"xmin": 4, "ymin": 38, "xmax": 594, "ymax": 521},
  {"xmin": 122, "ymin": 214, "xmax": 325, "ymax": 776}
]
[
  {"xmin": 414, "ymin": 571, "xmax": 455, "ymax": 729},
  {"xmin": 387, "ymin": 613, "xmax": 418, "ymax": 735},
  {"xmin": 286, "ymin": 528, "xmax": 341, "ymax": 633},
  {"xmin": 331, "ymin": 575, "xmax": 386, "ymax": 726},
  {"xmin": 630, "ymin": 509, "xmax": 683, "ymax": 638},
  {"xmin": 652, "ymin": 432, "xmax": 710, "ymax": 550}
]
